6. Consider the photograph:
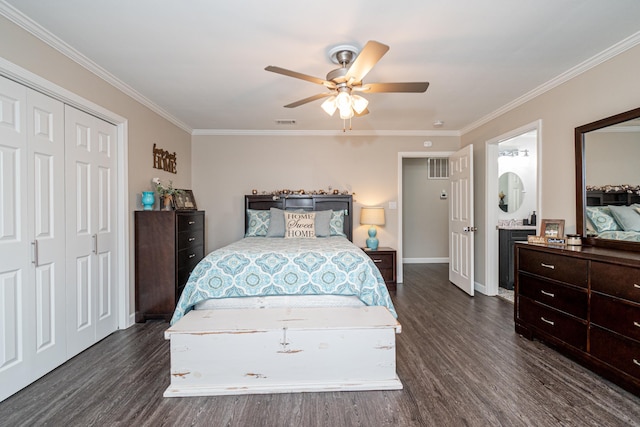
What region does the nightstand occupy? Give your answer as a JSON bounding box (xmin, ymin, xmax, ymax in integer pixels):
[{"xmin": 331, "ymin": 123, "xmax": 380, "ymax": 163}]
[{"xmin": 363, "ymin": 247, "xmax": 397, "ymax": 292}]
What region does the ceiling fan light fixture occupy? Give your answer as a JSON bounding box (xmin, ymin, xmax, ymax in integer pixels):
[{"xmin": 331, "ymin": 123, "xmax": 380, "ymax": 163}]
[
  {"xmin": 351, "ymin": 94, "xmax": 368, "ymax": 114},
  {"xmin": 336, "ymin": 91, "xmax": 351, "ymax": 110},
  {"xmin": 339, "ymin": 107, "xmax": 354, "ymax": 120},
  {"xmin": 321, "ymin": 96, "xmax": 337, "ymax": 116}
]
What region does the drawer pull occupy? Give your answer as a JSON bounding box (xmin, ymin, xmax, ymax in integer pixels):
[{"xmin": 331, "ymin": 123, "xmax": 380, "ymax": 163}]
[
  {"xmin": 635, "ymin": 284, "xmax": 640, "ymax": 289},
  {"xmin": 541, "ymin": 263, "xmax": 555, "ymax": 270},
  {"xmin": 634, "ymin": 359, "xmax": 640, "ymax": 367},
  {"xmin": 188, "ymin": 221, "xmax": 196, "ymax": 225},
  {"xmin": 540, "ymin": 317, "xmax": 555, "ymax": 326},
  {"xmin": 373, "ymin": 259, "xmax": 382, "ymax": 263},
  {"xmin": 188, "ymin": 237, "xmax": 196, "ymax": 242},
  {"xmin": 188, "ymin": 253, "xmax": 196, "ymax": 259},
  {"xmin": 634, "ymin": 321, "xmax": 640, "ymax": 328},
  {"xmin": 540, "ymin": 290, "xmax": 555, "ymax": 298}
]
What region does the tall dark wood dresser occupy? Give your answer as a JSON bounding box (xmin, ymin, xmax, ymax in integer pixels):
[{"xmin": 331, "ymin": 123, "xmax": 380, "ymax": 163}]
[{"xmin": 135, "ymin": 210, "xmax": 205, "ymax": 322}]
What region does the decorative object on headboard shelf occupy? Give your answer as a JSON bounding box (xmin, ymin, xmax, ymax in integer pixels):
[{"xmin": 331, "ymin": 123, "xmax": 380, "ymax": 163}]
[
  {"xmin": 586, "ymin": 184, "xmax": 640, "ymax": 194},
  {"xmin": 152, "ymin": 143, "xmax": 177, "ymax": 174},
  {"xmin": 252, "ymin": 188, "xmax": 355, "ymax": 197}
]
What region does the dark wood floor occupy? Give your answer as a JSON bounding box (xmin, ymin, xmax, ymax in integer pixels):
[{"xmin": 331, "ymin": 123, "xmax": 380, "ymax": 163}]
[{"xmin": 1, "ymin": 264, "xmax": 639, "ymax": 426}]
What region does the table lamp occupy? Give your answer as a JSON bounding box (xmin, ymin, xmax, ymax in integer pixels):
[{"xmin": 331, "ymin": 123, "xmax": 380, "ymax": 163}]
[{"xmin": 360, "ymin": 207, "xmax": 385, "ymax": 251}]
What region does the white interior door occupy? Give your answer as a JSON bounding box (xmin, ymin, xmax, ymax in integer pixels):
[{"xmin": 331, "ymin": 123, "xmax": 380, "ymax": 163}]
[
  {"xmin": 449, "ymin": 144, "xmax": 475, "ymax": 295},
  {"xmin": 65, "ymin": 105, "xmax": 117, "ymax": 357},
  {"xmin": 27, "ymin": 89, "xmax": 67, "ymax": 378},
  {"xmin": 0, "ymin": 77, "xmax": 66, "ymax": 401}
]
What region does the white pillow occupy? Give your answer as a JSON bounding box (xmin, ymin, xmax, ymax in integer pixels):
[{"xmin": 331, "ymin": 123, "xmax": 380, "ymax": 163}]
[{"xmin": 284, "ymin": 211, "xmax": 316, "ymax": 238}]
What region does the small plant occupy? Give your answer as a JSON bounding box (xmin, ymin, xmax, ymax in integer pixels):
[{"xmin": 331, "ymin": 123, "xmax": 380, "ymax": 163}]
[{"xmin": 152, "ymin": 177, "xmax": 182, "ymax": 196}]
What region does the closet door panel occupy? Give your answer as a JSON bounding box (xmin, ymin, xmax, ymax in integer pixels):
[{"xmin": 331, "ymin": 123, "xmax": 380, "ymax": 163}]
[
  {"xmin": 27, "ymin": 89, "xmax": 66, "ymax": 378},
  {"xmin": 0, "ymin": 77, "xmax": 34, "ymax": 402},
  {"xmin": 93, "ymin": 120, "xmax": 117, "ymax": 341},
  {"xmin": 65, "ymin": 105, "xmax": 117, "ymax": 355}
]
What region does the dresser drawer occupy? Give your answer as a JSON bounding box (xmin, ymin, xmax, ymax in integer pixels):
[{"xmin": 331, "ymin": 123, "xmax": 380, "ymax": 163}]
[
  {"xmin": 177, "ymin": 229, "xmax": 204, "ymax": 250},
  {"xmin": 591, "ymin": 261, "xmax": 640, "ymax": 304},
  {"xmin": 178, "ymin": 245, "xmax": 204, "ymax": 271},
  {"xmin": 518, "ymin": 248, "xmax": 588, "ymax": 288},
  {"xmin": 177, "ymin": 212, "xmax": 204, "ymax": 232},
  {"xmin": 518, "ymin": 296, "xmax": 587, "ymax": 350},
  {"xmin": 518, "ymin": 273, "xmax": 587, "ymax": 319},
  {"xmin": 590, "ymin": 325, "xmax": 640, "ymax": 380},
  {"xmin": 591, "ymin": 293, "xmax": 640, "ymax": 341}
]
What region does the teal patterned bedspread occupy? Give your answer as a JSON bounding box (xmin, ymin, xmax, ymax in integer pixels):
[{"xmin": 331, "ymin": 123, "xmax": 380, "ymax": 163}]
[{"xmin": 170, "ymin": 237, "xmax": 397, "ymax": 324}]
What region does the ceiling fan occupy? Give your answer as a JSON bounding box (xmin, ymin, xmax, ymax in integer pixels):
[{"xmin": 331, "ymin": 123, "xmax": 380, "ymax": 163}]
[{"xmin": 265, "ymin": 40, "xmax": 429, "ymax": 130}]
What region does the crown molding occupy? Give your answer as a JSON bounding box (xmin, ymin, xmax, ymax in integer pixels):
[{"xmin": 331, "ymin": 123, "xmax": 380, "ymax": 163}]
[
  {"xmin": 0, "ymin": 1, "xmax": 192, "ymax": 133},
  {"xmin": 460, "ymin": 30, "xmax": 640, "ymax": 136},
  {"xmin": 3, "ymin": 0, "xmax": 638, "ymax": 139},
  {"xmin": 191, "ymin": 129, "xmax": 461, "ymax": 137}
]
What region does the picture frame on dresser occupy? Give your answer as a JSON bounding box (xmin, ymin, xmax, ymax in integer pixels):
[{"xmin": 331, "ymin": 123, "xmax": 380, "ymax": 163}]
[
  {"xmin": 540, "ymin": 219, "xmax": 564, "ymax": 238},
  {"xmin": 173, "ymin": 189, "xmax": 197, "ymax": 210}
]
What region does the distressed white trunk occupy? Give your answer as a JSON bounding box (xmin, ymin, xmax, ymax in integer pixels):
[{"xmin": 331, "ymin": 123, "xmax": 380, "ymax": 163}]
[{"xmin": 164, "ymin": 306, "xmax": 402, "ymax": 396}]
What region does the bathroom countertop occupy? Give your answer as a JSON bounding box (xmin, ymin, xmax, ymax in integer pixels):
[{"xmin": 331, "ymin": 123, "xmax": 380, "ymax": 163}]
[{"xmin": 496, "ymin": 225, "xmax": 537, "ymax": 230}]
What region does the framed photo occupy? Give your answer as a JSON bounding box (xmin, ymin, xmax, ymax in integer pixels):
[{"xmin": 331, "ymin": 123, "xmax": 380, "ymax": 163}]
[
  {"xmin": 173, "ymin": 189, "xmax": 197, "ymax": 210},
  {"xmin": 540, "ymin": 219, "xmax": 565, "ymax": 238}
]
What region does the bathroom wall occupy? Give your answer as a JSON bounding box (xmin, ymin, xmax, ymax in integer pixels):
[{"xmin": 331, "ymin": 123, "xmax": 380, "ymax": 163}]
[{"xmin": 497, "ymin": 133, "xmax": 537, "ymax": 222}]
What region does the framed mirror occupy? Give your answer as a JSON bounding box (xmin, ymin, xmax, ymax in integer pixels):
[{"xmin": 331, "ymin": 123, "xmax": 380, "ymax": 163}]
[{"xmin": 575, "ymin": 106, "xmax": 640, "ymax": 251}]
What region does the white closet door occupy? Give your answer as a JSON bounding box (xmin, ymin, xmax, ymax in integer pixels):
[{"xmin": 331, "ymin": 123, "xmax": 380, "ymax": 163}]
[
  {"xmin": 65, "ymin": 105, "xmax": 118, "ymax": 357},
  {"xmin": 0, "ymin": 77, "xmax": 66, "ymax": 401},
  {"xmin": 27, "ymin": 89, "xmax": 66, "ymax": 378},
  {"xmin": 0, "ymin": 76, "xmax": 33, "ymax": 401}
]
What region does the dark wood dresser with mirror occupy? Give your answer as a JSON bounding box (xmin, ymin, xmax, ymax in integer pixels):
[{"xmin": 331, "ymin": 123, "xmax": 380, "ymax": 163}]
[
  {"xmin": 515, "ymin": 107, "xmax": 640, "ymax": 396},
  {"xmin": 135, "ymin": 210, "xmax": 205, "ymax": 322}
]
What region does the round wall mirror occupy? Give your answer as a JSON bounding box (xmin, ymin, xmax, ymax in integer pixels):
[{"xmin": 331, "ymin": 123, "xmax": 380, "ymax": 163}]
[{"xmin": 498, "ymin": 172, "xmax": 525, "ymax": 213}]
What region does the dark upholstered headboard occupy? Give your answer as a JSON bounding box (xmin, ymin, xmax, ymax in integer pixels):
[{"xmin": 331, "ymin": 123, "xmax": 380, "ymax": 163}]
[{"xmin": 245, "ymin": 194, "xmax": 353, "ymax": 241}]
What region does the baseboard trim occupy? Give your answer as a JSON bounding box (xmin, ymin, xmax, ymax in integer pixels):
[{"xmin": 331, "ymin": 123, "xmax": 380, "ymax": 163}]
[{"xmin": 403, "ymin": 257, "xmax": 449, "ymax": 264}]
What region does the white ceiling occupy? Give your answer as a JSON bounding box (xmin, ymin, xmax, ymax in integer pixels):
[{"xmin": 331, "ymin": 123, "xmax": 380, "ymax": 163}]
[{"xmin": 3, "ymin": 0, "xmax": 640, "ymax": 134}]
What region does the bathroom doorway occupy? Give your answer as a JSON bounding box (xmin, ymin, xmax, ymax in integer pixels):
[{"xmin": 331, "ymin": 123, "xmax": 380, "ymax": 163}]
[{"xmin": 485, "ymin": 121, "xmax": 541, "ymax": 296}]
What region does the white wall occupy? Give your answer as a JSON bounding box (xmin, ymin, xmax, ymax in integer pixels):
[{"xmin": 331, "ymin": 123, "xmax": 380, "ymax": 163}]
[
  {"xmin": 464, "ymin": 42, "xmax": 640, "ymax": 288},
  {"xmin": 402, "ymin": 158, "xmax": 449, "ymax": 259},
  {"xmin": 191, "ymin": 135, "xmax": 460, "ymax": 253}
]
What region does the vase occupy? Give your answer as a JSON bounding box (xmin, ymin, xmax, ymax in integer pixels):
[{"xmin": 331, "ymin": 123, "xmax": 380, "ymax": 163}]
[
  {"xmin": 163, "ymin": 194, "xmax": 173, "ymax": 211},
  {"xmin": 141, "ymin": 191, "xmax": 155, "ymax": 210}
]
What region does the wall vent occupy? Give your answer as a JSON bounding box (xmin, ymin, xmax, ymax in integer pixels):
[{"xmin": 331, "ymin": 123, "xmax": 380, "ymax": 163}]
[{"xmin": 428, "ymin": 157, "xmax": 449, "ymax": 179}]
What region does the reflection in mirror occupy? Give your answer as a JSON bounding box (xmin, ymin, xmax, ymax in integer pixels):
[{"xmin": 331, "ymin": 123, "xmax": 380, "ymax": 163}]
[
  {"xmin": 498, "ymin": 172, "xmax": 525, "ymax": 213},
  {"xmin": 576, "ymin": 107, "xmax": 640, "ymax": 250}
]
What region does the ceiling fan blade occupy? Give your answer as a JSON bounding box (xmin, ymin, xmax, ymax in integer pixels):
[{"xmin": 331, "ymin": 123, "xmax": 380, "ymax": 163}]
[
  {"xmin": 265, "ymin": 66, "xmax": 336, "ymax": 88},
  {"xmin": 355, "ymin": 82, "xmax": 430, "ymax": 93},
  {"xmin": 345, "ymin": 41, "xmax": 389, "ymax": 83},
  {"xmin": 354, "ymin": 108, "xmax": 369, "ymax": 117},
  {"xmin": 284, "ymin": 93, "xmax": 334, "ymax": 108}
]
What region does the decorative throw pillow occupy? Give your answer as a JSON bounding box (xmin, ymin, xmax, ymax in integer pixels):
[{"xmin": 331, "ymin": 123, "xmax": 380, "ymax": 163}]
[
  {"xmin": 329, "ymin": 210, "xmax": 346, "ymax": 236},
  {"xmin": 267, "ymin": 208, "xmax": 305, "ymax": 237},
  {"xmin": 608, "ymin": 205, "xmax": 640, "ymax": 232},
  {"xmin": 585, "ymin": 206, "xmax": 622, "ymax": 233},
  {"xmin": 245, "ymin": 209, "xmax": 270, "ymax": 237},
  {"xmin": 284, "ymin": 211, "xmax": 316, "ymax": 238},
  {"xmin": 314, "ymin": 210, "xmax": 332, "ymax": 237}
]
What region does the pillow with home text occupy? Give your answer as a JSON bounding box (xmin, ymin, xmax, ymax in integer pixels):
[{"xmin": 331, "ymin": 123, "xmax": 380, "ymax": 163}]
[{"xmin": 284, "ymin": 211, "xmax": 316, "ymax": 238}]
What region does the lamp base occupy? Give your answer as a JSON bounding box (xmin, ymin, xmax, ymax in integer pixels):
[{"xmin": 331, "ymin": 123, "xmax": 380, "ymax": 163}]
[{"xmin": 366, "ymin": 226, "xmax": 379, "ymax": 251}]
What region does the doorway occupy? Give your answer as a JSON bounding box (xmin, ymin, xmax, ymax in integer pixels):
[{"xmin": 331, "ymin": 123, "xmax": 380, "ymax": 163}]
[
  {"xmin": 397, "ymin": 151, "xmax": 454, "ymax": 283},
  {"xmin": 485, "ymin": 121, "xmax": 541, "ymax": 296}
]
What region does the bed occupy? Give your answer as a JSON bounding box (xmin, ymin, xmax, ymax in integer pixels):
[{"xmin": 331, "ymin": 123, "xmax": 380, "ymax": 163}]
[
  {"xmin": 164, "ymin": 194, "xmax": 402, "ymax": 397},
  {"xmin": 585, "ymin": 188, "xmax": 640, "ymax": 241}
]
